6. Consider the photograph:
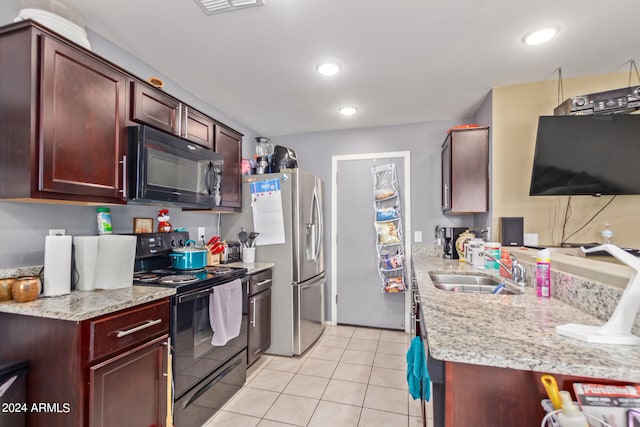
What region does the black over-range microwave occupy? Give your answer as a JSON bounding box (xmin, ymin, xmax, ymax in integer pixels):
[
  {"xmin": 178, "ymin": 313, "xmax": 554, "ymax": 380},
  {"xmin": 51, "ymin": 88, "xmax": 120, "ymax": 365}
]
[{"xmin": 128, "ymin": 125, "xmax": 223, "ymax": 208}]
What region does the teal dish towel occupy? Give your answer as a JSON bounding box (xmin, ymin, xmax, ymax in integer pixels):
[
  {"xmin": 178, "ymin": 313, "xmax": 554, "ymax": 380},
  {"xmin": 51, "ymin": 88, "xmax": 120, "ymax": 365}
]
[{"xmin": 406, "ymin": 336, "xmax": 431, "ymax": 401}]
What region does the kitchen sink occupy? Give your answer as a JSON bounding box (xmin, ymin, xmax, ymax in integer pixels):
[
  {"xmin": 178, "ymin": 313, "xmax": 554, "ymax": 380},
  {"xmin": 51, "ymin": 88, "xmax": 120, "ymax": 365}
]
[{"xmin": 429, "ymin": 273, "xmax": 523, "ymax": 295}]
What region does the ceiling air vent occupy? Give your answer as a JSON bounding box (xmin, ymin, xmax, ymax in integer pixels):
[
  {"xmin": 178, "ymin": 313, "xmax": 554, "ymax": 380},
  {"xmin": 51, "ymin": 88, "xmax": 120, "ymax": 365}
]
[{"xmin": 194, "ymin": 0, "xmax": 265, "ymax": 15}]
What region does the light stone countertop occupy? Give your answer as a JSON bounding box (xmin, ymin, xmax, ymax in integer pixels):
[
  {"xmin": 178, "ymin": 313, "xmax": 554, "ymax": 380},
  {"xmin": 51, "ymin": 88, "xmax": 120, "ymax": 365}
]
[
  {"xmin": 224, "ymin": 261, "xmax": 275, "ymax": 275},
  {"xmin": 0, "ymin": 286, "xmax": 175, "ymax": 321},
  {"xmin": 413, "ymin": 253, "xmax": 640, "ymax": 383},
  {"xmin": 0, "ymin": 262, "xmax": 274, "ymax": 321}
]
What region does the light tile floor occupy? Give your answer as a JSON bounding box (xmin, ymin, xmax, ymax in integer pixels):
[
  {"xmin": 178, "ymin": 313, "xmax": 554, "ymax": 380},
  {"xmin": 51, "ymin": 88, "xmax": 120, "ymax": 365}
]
[{"xmin": 203, "ymin": 325, "xmax": 434, "ymax": 427}]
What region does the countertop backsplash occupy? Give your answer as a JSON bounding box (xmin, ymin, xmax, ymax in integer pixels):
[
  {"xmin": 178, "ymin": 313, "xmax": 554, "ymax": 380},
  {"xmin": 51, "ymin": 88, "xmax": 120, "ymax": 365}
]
[{"xmin": 412, "ymin": 243, "xmax": 640, "ymax": 335}]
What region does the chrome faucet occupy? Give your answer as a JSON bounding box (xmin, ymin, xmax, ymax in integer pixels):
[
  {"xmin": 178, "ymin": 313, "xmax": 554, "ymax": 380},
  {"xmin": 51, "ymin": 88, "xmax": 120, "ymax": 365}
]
[{"xmin": 482, "ymin": 251, "xmax": 527, "ymax": 287}]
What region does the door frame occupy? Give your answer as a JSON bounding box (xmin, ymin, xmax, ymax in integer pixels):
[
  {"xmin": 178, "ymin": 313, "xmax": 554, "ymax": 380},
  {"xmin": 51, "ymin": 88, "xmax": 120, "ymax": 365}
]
[{"xmin": 330, "ymin": 151, "xmax": 412, "ymax": 332}]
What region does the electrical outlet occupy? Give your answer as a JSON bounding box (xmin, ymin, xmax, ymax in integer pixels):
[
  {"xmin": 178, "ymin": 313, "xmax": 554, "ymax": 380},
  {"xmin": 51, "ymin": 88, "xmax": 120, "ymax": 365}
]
[
  {"xmin": 198, "ymin": 227, "xmax": 206, "ymax": 240},
  {"xmin": 48, "ymin": 229, "xmax": 66, "ymax": 236}
]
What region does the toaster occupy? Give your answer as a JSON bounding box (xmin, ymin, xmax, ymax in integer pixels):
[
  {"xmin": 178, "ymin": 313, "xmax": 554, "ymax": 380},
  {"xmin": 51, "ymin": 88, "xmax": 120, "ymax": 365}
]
[{"xmin": 221, "ymin": 241, "xmax": 241, "ymax": 263}]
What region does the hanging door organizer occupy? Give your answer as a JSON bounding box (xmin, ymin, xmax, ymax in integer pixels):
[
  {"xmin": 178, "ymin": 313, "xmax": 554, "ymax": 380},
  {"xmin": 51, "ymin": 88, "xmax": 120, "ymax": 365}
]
[{"xmin": 372, "ymin": 164, "xmax": 406, "ymax": 293}]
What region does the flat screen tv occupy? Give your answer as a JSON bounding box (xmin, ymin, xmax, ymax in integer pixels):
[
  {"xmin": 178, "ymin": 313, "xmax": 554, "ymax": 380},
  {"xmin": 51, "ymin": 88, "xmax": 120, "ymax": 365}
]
[{"xmin": 529, "ymin": 114, "xmax": 640, "ymax": 196}]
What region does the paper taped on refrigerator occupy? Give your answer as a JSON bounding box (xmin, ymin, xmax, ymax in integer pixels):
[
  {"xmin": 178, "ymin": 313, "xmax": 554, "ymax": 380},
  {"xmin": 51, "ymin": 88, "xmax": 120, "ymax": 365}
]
[{"xmin": 250, "ymin": 178, "xmax": 286, "ymax": 245}]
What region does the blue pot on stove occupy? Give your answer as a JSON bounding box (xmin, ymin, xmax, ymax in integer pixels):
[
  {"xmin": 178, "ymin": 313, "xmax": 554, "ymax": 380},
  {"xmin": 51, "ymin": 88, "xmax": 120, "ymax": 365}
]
[{"xmin": 169, "ymin": 240, "xmax": 208, "ymax": 270}]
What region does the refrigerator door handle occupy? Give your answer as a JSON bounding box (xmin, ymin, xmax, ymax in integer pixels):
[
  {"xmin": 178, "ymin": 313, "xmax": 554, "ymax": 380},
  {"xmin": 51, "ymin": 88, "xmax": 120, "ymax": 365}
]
[{"xmin": 311, "ymin": 185, "xmax": 323, "ymax": 261}]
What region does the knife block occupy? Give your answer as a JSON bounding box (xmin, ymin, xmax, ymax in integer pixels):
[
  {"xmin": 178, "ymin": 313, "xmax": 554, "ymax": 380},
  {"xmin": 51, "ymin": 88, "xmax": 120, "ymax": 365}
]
[{"xmin": 207, "ymin": 252, "xmax": 221, "ymax": 265}]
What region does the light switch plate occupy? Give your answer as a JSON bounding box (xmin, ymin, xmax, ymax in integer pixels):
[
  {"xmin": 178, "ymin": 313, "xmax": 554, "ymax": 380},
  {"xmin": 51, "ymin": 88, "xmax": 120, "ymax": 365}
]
[{"xmin": 414, "ymin": 231, "xmax": 423, "ymax": 243}]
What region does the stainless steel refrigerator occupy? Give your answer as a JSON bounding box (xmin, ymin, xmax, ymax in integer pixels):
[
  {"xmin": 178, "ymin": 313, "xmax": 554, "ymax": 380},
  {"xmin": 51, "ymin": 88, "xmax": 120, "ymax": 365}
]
[{"xmin": 222, "ymin": 169, "xmax": 325, "ymax": 356}]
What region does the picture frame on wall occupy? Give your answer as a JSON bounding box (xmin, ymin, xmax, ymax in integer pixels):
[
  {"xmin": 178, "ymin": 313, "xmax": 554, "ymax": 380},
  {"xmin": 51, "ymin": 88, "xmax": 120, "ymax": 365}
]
[{"xmin": 133, "ymin": 217, "xmax": 153, "ymax": 234}]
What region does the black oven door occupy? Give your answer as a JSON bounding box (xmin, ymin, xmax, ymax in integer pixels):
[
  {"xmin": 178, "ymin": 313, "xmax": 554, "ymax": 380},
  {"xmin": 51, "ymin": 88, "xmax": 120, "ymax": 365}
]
[
  {"xmin": 172, "ymin": 279, "xmax": 248, "ymax": 398},
  {"xmin": 128, "ymin": 125, "xmax": 223, "ymax": 207}
]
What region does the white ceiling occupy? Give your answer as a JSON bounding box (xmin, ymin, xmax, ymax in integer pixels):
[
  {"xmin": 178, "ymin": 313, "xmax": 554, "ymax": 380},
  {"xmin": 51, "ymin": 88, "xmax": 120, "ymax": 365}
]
[{"xmin": 8, "ymin": 0, "xmax": 640, "ymax": 136}]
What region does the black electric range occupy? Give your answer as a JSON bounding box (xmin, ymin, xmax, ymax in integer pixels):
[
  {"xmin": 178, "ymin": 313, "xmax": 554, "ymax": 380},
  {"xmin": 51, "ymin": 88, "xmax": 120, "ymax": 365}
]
[
  {"xmin": 133, "ymin": 264, "xmax": 247, "ymax": 293},
  {"xmin": 133, "ymin": 232, "xmax": 249, "ymax": 426},
  {"xmin": 132, "ymin": 231, "xmax": 247, "ymax": 293}
]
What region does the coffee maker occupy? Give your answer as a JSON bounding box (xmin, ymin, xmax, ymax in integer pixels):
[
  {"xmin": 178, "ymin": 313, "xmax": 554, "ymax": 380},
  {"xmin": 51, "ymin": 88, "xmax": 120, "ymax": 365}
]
[{"xmin": 440, "ymin": 227, "xmax": 469, "ymax": 259}]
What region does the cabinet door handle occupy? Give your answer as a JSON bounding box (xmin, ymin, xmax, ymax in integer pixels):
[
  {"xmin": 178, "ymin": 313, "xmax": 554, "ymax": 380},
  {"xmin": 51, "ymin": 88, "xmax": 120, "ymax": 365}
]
[
  {"xmin": 119, "ymin": 155, "xmax": 127, "ymax": 198},
  {"xmin": 443, "ymin": 184, "xmax": 449, "ymax": 209},
  {"xmin": 250, "ymin": 298, "xmax": 256, "ymax": 327},
  {"xmin": 183, "ymin": 105, "xmax": 189, "ymax": 137},
  {"xmin": 254, "ymin": 279, "xmax": 272, "ymax": 288},
  {"xmin": 116, "ymin": 318, "xmax": 162, "ymax": 338},
  {"xmin": 176, "ymin": 103, "xmax": 182, "ymax": 136}
]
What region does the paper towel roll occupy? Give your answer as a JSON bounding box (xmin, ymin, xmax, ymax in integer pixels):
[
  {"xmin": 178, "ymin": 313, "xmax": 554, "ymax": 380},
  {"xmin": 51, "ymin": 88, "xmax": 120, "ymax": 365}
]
[
  {"xmin": 44, "ymin": 235, "xmax": 72, "ymax": 296},
  {"xmin": 93, "ymin": 235, "xmax": 137, "ymax": 290},
  {"xmin": 73, "ymin": 236, "xmax": 99, "ymax": 291}
]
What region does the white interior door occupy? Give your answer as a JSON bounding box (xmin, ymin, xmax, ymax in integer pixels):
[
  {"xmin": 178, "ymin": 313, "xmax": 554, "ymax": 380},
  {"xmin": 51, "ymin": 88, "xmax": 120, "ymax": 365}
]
[{"xmin": 333, "ymin": 153, "xmax": 411, "ymax": 330}]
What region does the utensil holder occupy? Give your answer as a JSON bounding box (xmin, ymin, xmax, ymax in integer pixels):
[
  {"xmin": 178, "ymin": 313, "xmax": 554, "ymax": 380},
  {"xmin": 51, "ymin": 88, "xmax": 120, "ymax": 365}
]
[{"xmin": 242, "ymin": 247, "xmax": 256, "ymax": 264}]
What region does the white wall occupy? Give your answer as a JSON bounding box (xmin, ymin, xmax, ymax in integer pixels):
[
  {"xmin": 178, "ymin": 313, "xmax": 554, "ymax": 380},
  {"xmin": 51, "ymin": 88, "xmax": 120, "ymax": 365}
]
[
  {"xmin": 270, "ymin": 119, "xmax": 476, "ymax": 319},
  {"xmin": 272, "ymin": 119, "xmax": 476, "ymax": 242}
]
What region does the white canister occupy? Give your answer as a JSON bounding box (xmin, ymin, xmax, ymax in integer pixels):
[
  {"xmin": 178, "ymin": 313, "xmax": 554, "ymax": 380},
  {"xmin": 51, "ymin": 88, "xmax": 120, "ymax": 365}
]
[
  {"xmin": 471, "ymin": 242, "xmax": 486, "ymax": 269},
  {"xmin": 465, "ymin": 238, "xmax": 483, "ymax": 262}
]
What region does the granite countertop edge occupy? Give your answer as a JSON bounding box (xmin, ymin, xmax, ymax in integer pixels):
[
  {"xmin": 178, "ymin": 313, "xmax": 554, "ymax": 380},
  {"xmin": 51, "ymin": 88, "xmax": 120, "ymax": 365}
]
[
  {"xmin": 414, "ymin": 254, "xmax": 640, "ymax": 383},
  {"xmin": 0, "ymin": 261, "xmax": 276, "ymax": 321},
  {"xmin": 224, "ymin": 261, "xmax": 275, "ymax": 275},
  {"xmin": 0, "ymin": 286, "xmax": 175, "ymax": 321}
]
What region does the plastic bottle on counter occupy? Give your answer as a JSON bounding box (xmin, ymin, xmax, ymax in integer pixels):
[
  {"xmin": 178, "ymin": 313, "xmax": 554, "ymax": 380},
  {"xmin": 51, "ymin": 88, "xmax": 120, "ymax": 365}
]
[
  {"xmin": 484, "ymin": 242, "xmax": 501, "ymax": 270},
  {"xmin": 96, "ymin": 207, "xmax": 112, "ymax": 235},
  {"xmin": 536, "ymin": 248, "xmax": 551, "ymax": 297},
  {"xmin": 499, "ymin": 248, "xmax": 512, "ymax": 278},
  {"xmin": 556, "ymin": 391, "xmax": 588, "ymax": 427}
]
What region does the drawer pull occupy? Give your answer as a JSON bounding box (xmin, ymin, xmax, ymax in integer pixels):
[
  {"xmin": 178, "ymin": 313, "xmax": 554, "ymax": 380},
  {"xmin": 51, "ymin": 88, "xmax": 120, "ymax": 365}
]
[
  {"xmin": 116, "ymin": 319, "xmax": 162, "ymax": 338},
  {"xmin": 250, "ymin": 298, "xmax": 256, "ymax": 327},
  {"xmin": 254, "ymin": 279, "xmax": 272, "ymax": 288}
]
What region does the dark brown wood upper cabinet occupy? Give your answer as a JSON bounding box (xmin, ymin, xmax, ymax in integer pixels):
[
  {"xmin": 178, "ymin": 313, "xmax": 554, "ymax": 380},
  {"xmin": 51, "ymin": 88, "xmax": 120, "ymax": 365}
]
[
  {"xmin": 40, "ymin": 36, "xmax": 128, "ymax": 200},
  {"xmin": 441, "ymin": 127, "xmax": 489, "ymax": 214},
  {"xmin": 131, "ymin": 81, "xmax": 180, "ymax": 135},
  {"xmin": 131, "ymin": 81, "xmax": 215, "ymax": 149},
  {"xmin": 215, "ymin": 125, "xmax": 243, "ymax": 209},
  {"xmin": 0, "ymin": 20, "xmax": 243, "ymax": 207},
  {"xmin": 0, "ymin": 21, "xmax": 128, "ymax": 204},
  {"xmin": 183, "ymin": 106, "xmax": 215, "ymax": 150}
]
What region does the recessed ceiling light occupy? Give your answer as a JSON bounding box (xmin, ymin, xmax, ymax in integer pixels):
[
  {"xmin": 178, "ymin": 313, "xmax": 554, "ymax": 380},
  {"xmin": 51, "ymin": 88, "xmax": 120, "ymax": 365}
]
[
  {"xmin": 316, "ymin": 62, "xmax": 342, "ymax": 76},
  {"xmin": 523, "ymin": 27, "xmax": 558, "ymax": 45},
  {"xmin": 338, "ymin": 106, "xmax": 357, "ymax": 116}
]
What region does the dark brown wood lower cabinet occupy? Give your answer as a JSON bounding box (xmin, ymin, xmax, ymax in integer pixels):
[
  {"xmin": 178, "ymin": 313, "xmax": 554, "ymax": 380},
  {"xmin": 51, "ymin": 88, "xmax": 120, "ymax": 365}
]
[
  {"xmin": 0, "ymin": 298, "xmax": 170, "ymax": 427},
  {"xmin": 441, "ymin": 360, "xmax": 628, "ymax": 427},
  {"xmin": 248, "ymin": 288, "xmax": 271, "ymax": 366},
  {"xmin": 90, "ymin": 336, "xmax": 167, "ymax": 427}
]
